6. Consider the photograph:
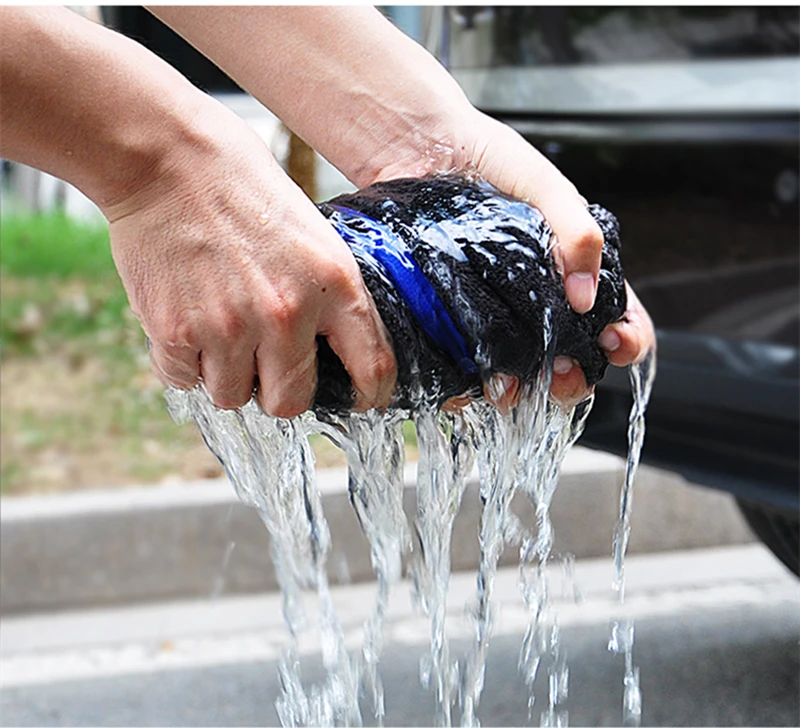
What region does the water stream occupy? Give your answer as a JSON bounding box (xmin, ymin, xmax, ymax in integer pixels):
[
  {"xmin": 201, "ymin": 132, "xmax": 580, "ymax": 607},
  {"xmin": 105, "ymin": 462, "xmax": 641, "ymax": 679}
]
[
  {"xmin": 608, "ymin": 349, "xmax": 657, "ymax": 727},
  {"xmin": 166, "ymin": 340, "xmax": 653, "ymax": 727}
]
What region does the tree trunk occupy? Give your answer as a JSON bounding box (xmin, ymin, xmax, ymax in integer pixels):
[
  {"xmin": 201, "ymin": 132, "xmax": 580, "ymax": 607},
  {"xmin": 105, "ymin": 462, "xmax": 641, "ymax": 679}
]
[{"xmin": 285, "ymin": 128, "xmax": 318, "ymax": 202}]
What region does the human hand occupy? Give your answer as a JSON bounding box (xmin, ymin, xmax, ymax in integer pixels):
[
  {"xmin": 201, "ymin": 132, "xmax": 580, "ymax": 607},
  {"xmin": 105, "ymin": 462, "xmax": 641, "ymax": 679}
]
[
  {"xmin": 382, "ymin": 112, "xmax": 654, "ymax": 409},
  {"xmin": 0, "ymin": 7, "xmax": 392, "ymax": 419},
  {"xmin": 456, "ymin": 115, "xmax": 656, "ymax": 407},
  {"xmin": 366, "ymin": 111, "xmax": 654, "ymax": 410},
  {"xmin": 146, "ymin": 5, "xmax": 653, "ymax": 412},
  {"xmin": 548, "ymin": 282, "xmax": 656, "ymax": 409},
  {"xmin": 441, "ymin": 282, "xmax": 654, "ymax": 413},
  {"xmin": 105, "ymin": 101, "xmax": 396, "ymax": 418}
]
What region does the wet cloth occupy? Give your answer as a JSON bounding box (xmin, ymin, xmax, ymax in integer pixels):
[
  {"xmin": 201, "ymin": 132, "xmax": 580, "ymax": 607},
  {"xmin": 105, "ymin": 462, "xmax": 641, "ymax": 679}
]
[{"xmin": 313, "ymin": 175, "xmax": 626, "ymax": 414}]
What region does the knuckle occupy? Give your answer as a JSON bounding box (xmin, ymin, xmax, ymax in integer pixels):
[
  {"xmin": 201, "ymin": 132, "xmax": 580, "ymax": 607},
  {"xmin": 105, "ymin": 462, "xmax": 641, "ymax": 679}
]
[
  {"xmin": 354, "ymin": 357, "xmax": 396, "ymax": 406},
  {"xmin": 272, "ymin": 400, "xmax": 307, "ymax": 420},
  {"xmin": 258, "ymin": 389, "xmax": 309, "ymax": 419},
  {"xmin": 572, "ymin": 220, "xmax": 604, "ymax": 258},
  {"xmin": 206, "ymin": 308, "xmax": 247, "ymax": 343},
  {"xmin": 150, "ymin": 314, "xmax": 199, "ymax": 351},
  {"xmin": 607, "ymin": 334, "xmax": 638, "ymax": 368},
  {"xmin": 152, "ymin": 361, "xmax": 195, "ymax": 390},
  {"xmin": 256, "ymin": 350, "xmax": 316, "ymax": 419},
  {"xmin": 371, "ymin": 348, "xmax": 398, "ymax": 384},
  {"xmin": 324, "ymin": 259, "xmax": 359, "ymax": 297},
  {"xmin": 211, "ymin": 391, "xmax": 250, "ymax": 410},
  {"xmin": 607, "ymin": 350, "xmax": 631, "ymax": 368},
  {"xmin": 149, "ymin": 345, "xmax": 198, "ymax": 389},
  {"xmin": 207, "ymin": 370, "xmax": 254, "ymax": 410},
  {"xmin": 266, "ymin": 294, "xmax": 302, "ymax": 337}
]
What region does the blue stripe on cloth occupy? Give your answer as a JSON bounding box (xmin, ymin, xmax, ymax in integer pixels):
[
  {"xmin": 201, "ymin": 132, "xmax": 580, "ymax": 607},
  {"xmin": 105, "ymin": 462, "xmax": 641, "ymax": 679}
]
[{"xmin": 329, "ymin": 205, "xmax": 478, "ymax": 375}]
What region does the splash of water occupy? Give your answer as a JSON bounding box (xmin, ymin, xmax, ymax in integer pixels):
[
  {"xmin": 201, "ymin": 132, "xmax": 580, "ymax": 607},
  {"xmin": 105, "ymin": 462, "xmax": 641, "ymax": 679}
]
[{"xmin": 166, "ymin": 345, "xmax": 655, "ymax": 728}]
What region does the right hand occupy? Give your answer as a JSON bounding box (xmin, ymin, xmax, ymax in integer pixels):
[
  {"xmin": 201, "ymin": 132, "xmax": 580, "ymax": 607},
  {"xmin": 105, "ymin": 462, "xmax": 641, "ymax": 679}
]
[
  {"xmin": 469, "ymin": 282, "xmax": 655, "ymax": 414},
  {"xmin": 104, "ymin": 100, "xmax": 396, "ymax": 417}
]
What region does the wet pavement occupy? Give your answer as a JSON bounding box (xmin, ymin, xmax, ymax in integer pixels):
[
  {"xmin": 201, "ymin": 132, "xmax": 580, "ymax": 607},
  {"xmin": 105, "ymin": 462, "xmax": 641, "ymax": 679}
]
[{"xmin": 2, "ymin": 545, "xmax": 798, "ymax": 727}]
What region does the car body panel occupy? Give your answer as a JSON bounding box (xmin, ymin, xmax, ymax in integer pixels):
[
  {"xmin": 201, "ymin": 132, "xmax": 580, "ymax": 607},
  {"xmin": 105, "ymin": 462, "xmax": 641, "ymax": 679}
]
[{"xmin": 442, "ymin": 6, "xmax": 799, "ymax": 510}]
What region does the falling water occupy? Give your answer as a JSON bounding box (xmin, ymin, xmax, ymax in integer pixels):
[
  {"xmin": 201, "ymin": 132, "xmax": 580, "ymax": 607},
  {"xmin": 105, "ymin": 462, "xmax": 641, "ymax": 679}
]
[
  {"xmin": 167, "ymin": 343, "xmax": 655, "ymax": 727},
  {"xmin": 314, "ymin": 409, "xmax": 410, "ymax": 725},
  {"xmin": 515, "ymin": 393, "xmax": 596, "ymax": 728},
  {"xmin": 608, "ymin": 349, "xmax": 657, "ymax": 727}
]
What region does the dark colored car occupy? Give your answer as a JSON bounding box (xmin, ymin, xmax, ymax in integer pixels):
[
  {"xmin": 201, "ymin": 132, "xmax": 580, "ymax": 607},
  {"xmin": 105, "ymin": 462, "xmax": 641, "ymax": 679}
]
[
  {"xmin": 105, "ymin": 6, "xmax": 799, "ymax": 574},
  {"xmin": 439, "ymin": 6, "xmax": 799, "ymax": 573}
]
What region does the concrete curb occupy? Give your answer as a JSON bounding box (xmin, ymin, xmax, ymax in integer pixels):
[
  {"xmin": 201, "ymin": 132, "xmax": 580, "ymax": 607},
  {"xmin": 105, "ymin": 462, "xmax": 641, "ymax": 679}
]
[{"xmin": 0, "ymin": 448, "xmax": 755, "ymax": 615}]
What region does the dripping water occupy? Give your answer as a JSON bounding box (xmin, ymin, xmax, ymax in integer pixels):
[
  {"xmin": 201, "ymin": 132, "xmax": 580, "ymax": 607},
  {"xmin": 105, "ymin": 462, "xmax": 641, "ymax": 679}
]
[
  {"xmin": 608, "ymin": 349, "xmax": 657, "ymax": 727},
  {"xmin": 314, "ymin": 409, "xmax": 410, "ymax": 725},
  {"xmin": 210, "ymin": 539, "xmax": 236, "ymax": 600},
  {"xmin": 166, "ymin": 344, "xmax": 655, "ymax": 728},
  {"xmin": 411, "ymin": 403, "xmax": 477, "ymax": 726},
  {"xmin": 460, "ymin": 309, "xmax": 556, "ymax": 728}
]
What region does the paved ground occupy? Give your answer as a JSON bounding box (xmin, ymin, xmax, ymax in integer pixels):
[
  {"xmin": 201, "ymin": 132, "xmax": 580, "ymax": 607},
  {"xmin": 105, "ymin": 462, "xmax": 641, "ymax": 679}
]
[
  {"xmin": 2, "ymin": 545, "xmax": 798, "ymax": 727},
  {"xmin": 1, "ymin": 451, "xmax": 756, "ymax": 614}
]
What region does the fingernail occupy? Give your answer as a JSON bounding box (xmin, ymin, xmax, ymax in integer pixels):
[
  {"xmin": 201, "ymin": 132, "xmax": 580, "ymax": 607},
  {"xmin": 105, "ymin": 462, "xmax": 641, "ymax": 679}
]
[
  {"xmin": 565, "ymin": 272, "xmax": 597, "ymax": 314},
  {"xmin": 598, "ymin": 329, "xmax": 621, "ymax": 352},
  {"xmin": 553, "ymin": 356, "xmax": 574, "ymax": 375}
]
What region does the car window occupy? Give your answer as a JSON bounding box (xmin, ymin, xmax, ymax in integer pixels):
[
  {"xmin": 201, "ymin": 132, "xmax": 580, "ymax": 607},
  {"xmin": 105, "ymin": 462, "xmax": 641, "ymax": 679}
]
[{"xmin": 444, "ymin": 7, "xmax": 800, "ymax": 114}]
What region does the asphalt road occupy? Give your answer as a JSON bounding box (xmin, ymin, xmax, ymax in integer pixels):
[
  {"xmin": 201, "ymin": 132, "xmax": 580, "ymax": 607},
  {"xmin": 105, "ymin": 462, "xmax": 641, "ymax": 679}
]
[{"xmin": 2, "ymin": 545, "xmax": 798, "ymax": 727}]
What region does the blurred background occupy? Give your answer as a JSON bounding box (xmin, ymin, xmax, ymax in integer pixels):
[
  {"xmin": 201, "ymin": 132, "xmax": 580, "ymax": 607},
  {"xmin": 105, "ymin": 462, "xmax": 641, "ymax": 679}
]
[
  {"xmin": 2, "ymin": 6, "xmax": 797, "ymax": 499},
  {"xmin": 1, "ymin": 7, "xmax": 798, "ymax": 726},
  {"xmin": 2, "ymin": 3, "xmax": 798, "ymax": 569}
]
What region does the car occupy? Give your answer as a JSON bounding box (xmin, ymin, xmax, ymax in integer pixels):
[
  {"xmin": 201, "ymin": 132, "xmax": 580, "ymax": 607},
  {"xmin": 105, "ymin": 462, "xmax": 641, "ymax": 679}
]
[
  {"xmin": 438, "ymin": 5, "xmax": 799, "ymax": 574},
  {"xmin": 104, "ymin": 6, "xmax": 799, "ymax": 575}
]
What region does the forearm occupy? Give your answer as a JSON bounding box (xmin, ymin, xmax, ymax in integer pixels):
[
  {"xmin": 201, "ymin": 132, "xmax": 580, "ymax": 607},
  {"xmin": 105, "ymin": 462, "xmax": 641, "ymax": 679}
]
[
  {"xmin": 0, "ymin": 7, "xmax": 216, "ymax": 215},
  {"xmin": 148, "ymin": 6, "xmax": 477, "ymax": 186}
]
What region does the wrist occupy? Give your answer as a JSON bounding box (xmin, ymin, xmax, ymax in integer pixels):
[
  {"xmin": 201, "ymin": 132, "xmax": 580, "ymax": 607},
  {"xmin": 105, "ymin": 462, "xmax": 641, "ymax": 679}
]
[
  {"xmin": 98, "ymin": 90, "xmax": 230, "ymax": 222},
  {"xmin": 0, "ymin": 8, "xmax": 238, "ymax": 222},
  {"xmin": 350, "ymin": 101, "xmax": 486, "ymax": 187}
]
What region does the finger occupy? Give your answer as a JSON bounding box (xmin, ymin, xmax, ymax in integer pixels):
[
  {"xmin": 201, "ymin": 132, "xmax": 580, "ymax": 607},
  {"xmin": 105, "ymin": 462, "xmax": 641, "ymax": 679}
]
[
  {"xmin": 200, "ymin": 343, "xmax": 257, "ymax": 410},
  {"xmin": 255, "ymin": 336, "xmax": 319, "ymax": 419},
  {"xmin": 483, "ymin": 373, "xmax": 519, "ymax": 414},
  {"xmin": 322, "ymin": 285, "xmax": 397, "ymax": 412},
  {"xmin": 598, "ymin": 283, "xmax": 656, "ymax": 368},
  {"xmin": 148, "ymin": 340, "xmax": 201, "ymax": 390},
  {"xmin": 542, "ymin": 202, "xmax": 603, "ymax": 316},
  {"xmin": 474, "ymin": 119, "xmax": 603, "ymax": 313},
  {"xmin": 550, "ymin": 356, "xmax": 591, "ymax": 409}
]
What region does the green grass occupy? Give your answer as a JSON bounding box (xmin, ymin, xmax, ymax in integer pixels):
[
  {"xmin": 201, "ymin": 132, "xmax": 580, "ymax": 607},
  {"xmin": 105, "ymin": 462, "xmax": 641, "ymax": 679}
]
[
  {"xmin": 0, "ymin": 212, "xmax": 417, "ymax": 494},
  {"xmin": 1, "ymin": 212, "xmax": 130, "ymax": 357},
  {"xmin": 1, "ymin": 211, "xmax": 114, "ymax": 278},
  {"xmin": 1, "ymin": 276, "xmax": 132, "ymax": 357},
  {"xmin": 0, "ymin": 211, "xmax": 180, "ymax": 493}
]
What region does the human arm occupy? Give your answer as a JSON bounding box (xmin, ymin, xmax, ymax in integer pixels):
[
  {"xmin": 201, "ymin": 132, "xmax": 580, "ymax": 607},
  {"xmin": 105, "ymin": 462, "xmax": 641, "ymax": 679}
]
[
  {"xmin": 149, "ymin": 6, "xmax": 604, "ymax": 313},
  {"xmin": 0, "ymin": 6, "xmax": 396, "ymax": 416},
  {"xmin": 148, "ymin": 5, "xmax": 656, "ymax": 405}
]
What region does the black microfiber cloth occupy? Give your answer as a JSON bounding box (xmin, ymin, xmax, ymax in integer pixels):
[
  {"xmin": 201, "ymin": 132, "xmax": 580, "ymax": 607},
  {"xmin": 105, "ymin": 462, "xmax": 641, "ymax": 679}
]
[{"xmin": 313, "ymin": 175, "xmax": 626, "ymax": 414}]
